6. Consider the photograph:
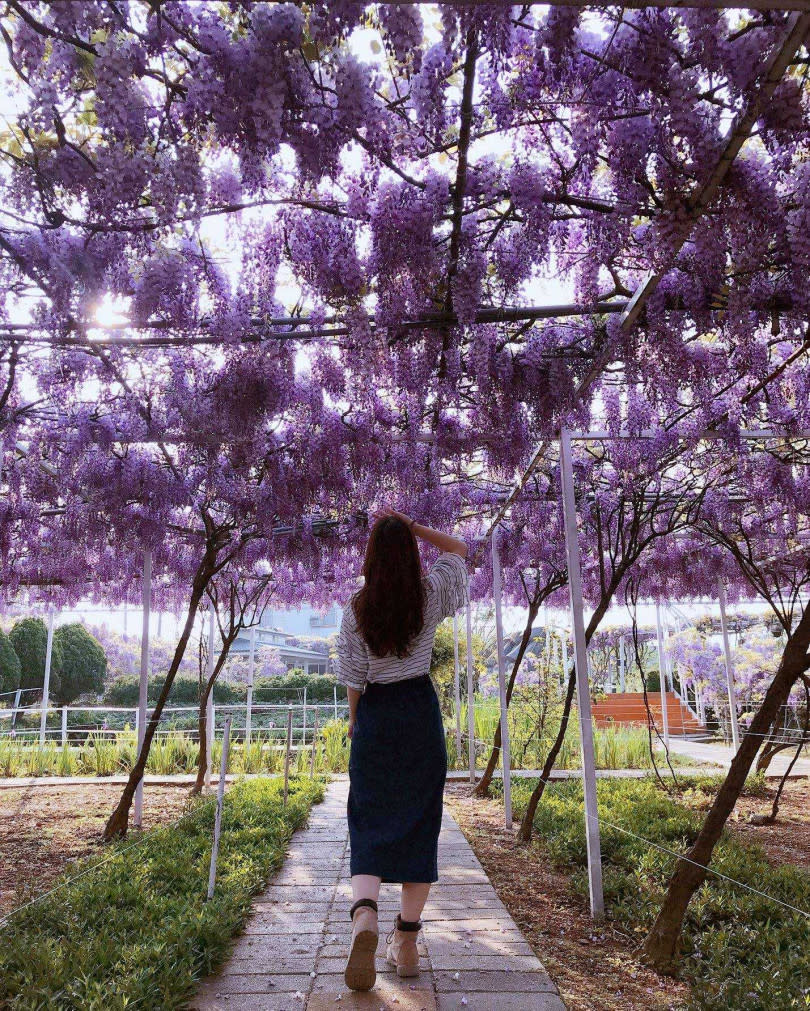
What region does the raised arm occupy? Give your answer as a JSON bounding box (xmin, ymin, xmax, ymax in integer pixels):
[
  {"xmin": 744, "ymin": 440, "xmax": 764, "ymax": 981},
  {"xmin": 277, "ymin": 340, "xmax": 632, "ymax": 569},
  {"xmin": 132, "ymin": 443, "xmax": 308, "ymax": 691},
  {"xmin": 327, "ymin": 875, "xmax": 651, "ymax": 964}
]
[{"xmin": 379, "ymin": 507, "xmax": 467, "ymax": 558}]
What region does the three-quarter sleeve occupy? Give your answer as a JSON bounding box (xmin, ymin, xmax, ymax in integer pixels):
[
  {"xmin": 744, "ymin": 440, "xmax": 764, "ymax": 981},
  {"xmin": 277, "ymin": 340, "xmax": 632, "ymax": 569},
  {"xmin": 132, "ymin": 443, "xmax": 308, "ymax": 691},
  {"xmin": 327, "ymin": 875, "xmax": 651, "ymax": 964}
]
[
  {"xmin": 426, "ymin": 552, "xmax": 469, "ymax": 620},
  {"xmin": 336, "ymin": 604, "xmax": 369, "ymax": 692}
]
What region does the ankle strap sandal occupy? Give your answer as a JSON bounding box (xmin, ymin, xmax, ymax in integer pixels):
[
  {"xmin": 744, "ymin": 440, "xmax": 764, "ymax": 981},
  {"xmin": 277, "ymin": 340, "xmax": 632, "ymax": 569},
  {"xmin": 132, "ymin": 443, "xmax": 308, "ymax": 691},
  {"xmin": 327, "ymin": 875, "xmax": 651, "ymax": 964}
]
[
  {"xmin": 395, "ymin": 913, "xmax": 422, "ymax": 932},
  {"xmin": 349, "ymin": 897, "xmax": 378, "ymax": 921}
]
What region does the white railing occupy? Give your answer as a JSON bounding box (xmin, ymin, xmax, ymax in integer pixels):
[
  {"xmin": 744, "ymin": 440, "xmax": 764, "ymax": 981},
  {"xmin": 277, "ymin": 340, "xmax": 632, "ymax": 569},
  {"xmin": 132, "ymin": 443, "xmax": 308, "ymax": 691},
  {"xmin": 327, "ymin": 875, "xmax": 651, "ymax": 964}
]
[{"xmin": 0, "ymin": 701, "xmax": 350, "ymax": 746}]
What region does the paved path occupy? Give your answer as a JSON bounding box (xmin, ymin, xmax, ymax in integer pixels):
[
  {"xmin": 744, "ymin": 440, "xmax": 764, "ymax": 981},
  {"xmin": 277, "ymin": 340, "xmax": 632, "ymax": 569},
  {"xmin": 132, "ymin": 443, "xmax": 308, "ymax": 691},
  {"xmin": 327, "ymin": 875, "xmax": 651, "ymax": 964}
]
[
  {"xmin": 665, "ymin": 738, "xmax": 810, "ymax": 777},
  {"xmin": 193, "ymin": 780, "xmax": 565, "ymax": 1010}
]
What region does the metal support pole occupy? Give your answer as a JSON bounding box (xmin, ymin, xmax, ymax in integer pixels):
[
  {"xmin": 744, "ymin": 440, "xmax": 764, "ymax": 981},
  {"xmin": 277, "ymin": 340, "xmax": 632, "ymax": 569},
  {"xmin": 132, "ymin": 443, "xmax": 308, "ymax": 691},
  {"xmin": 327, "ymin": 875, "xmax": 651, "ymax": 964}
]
[
  {"xmin": 245, "ymin": 627, "xmax": 256, "ymax": 744},
  {"xmin": 206, "ymin": 716, "xmax": 232, "ymax": 900},
  {"xmin": 562, "ymin": 635, "xmax": 569, "ymax": 688},
  {"xmin": 718, "ymin": 580, "xmax": 741, "ymax": 751},
  {"xmin": 333, "ymin": 685, "xmax": 338, "ymax": 721},
  {"xmin": 205, "ymin": 609, "xmax": 215, "ymax": 789},
  {"xmin": 310, "ymin": 715, "xmax": 318, "ymax": 777},
  {"xmin": 465, "ymin": 600, "xmax": 476, "ymax": 784},
  {"xmin": 452, "ymin": 613, "xmax": 463, "ymax": 766},
  {"xmin": 39, "ymin": 610, "xmax": 55, "ymax": 747},
  {"xmin": 559, "ymin": 427, "xmax": 605, "ymax": 919},
  {"xmin": 302, "ymin": 685, "xmax": 307, "ymax": 748},
  {"xmin": 491, "ymin": 526, "xmax": 513, "ymax": 829},
  {"xmin": 11, "ymin": 687, "xmax": 21, "ymax": 729},
  {"xmin": 61, "ymin": 706, "xmax": 68, "ymax": 746},
  {"xmin": 619, "ymin": 635, "xmax": 626, "ymax": 693},
  {"xmin": 283, "ymin": 708, "xmax": 292, "ymax": 806},
  {"xmin": 655, "ymin": 604, "xmax": 671, "ymax": 749},
  {"xmin": 134, "ymin": 550, "xmax": 152, "ymax": 828},
  {"xmin": 543, "ymin": 606, "xmax": 550, "ymax": 673}
]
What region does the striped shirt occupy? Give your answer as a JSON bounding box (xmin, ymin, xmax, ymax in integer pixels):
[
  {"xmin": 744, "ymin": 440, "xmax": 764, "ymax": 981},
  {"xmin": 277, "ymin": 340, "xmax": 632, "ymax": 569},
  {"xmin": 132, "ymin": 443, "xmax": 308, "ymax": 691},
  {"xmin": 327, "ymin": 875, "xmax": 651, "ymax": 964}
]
[{"xmin": 336, "ymin": 552, "xmax": 469, "ymax": 692}]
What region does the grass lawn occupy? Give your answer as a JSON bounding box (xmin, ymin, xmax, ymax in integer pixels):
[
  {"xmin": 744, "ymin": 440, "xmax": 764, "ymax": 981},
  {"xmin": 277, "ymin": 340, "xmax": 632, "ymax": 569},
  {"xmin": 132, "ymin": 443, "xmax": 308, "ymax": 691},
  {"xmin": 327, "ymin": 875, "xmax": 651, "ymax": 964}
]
[{"xmin": 0, "ymin": 775, "xmax": 324, "ymax": 1010}]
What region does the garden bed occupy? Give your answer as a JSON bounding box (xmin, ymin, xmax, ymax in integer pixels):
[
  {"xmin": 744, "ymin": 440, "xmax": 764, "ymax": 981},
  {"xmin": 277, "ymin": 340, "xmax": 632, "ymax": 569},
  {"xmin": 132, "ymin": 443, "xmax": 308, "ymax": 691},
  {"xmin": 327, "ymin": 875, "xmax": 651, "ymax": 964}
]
[
  {"xmin": 0, "ymin": 781, "xmax": 191, "ymax": 916},
  {"xmin": 446, "ymin": 774, "xmax": 810, "ymax": 1011},
  {"xmin": 0, "ymin": 776, "xmax": 323, "ymax": 1009}
]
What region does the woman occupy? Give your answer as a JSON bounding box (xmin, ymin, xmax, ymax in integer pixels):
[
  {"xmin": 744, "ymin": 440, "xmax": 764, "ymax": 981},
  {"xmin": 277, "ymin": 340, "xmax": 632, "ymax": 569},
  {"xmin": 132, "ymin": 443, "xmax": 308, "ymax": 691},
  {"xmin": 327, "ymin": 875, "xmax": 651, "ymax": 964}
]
[{"xmin": 336, "ymin": 507, "xmax": 468, "ymax": 991}]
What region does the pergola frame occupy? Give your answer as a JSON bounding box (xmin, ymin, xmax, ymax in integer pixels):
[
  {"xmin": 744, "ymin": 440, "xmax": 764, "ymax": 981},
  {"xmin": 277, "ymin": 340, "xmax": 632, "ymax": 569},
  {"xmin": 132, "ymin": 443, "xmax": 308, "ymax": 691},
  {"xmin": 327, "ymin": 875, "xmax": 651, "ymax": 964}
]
[
  {"xmin": 3, "ymin": 1, "xmax": 809, "ymax": 867},
  {"xmin": 486, "ymin": 425, "xmax": 810, "ymax": 918}
]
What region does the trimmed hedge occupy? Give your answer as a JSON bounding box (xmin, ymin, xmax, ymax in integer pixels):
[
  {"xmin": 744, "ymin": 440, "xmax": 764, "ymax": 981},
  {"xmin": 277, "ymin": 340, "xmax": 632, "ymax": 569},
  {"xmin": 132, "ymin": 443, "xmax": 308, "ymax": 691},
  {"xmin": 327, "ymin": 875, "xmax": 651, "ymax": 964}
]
[
  {"xmin": 0, "ymin": 628, "xmax": 21, "ymax": 696},
  {"xmin": 104, "ymin": 671, "xmax": 341, "ymax": 707}
]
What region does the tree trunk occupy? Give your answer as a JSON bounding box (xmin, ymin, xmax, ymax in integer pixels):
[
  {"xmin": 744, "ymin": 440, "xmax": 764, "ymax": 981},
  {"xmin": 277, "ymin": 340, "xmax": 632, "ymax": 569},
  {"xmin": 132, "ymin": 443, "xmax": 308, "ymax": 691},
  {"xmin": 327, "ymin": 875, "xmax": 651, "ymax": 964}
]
[
  {"xmin": 191, "ymin": 679, "xmax": 213, "ymax": 797},
  {"xmin": 191, "ymin": 641, "xmax": 233, "ymax": 796},
  {"xmin": 103, "ymin": 556, "xmax": 215, "ymax": 840},
  {"xmin": 755, "ymin": 706, "xmax": 785, "ymax": 773},
  {"xmin": 642, "ymin": 612, "xmax": 810, "ymax": 972},
  {"xmin": 475, "ymin": 599, "xmax": 540, "ymax": 798}
]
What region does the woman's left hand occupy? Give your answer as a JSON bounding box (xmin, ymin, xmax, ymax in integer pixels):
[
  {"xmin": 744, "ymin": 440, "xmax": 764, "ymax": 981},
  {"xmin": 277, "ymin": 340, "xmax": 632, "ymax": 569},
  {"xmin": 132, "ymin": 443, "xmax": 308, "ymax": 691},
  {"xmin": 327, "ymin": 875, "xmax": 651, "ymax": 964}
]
[{"xmin": 347, "ymin": 719, "xmax": 355, "ymax": 739}]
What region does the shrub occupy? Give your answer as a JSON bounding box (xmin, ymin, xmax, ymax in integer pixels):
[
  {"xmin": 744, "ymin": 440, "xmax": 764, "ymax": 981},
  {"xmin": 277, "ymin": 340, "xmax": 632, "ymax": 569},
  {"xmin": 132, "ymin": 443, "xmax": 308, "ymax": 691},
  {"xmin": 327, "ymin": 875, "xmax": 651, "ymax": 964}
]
[
  {"xmin": 52, "ymin": 624, "xmax": 107, "ymax": 705},
  {"xmin": 9, "ymin": 617, "xmax": 63, "ymax": 693},
  {"xmin": 430, "ymin": 622, "xmax": 487, "ymax": 717},
  {"xmin": 253, "ymin": 671, "xmax": 340, "ymax": 704},
  {"xmin": 0, "ymin": 628, "xmax": 21, "ymax": 696},
  {"xmin": 164, "ymin": 675, "xmax": 201, "ymax": 705},
  {"xmin": 103, "ymin": 675, "xmax": 139, "ymax": 706},
  {"xmin": 104, "ymin": 674, "xmax": 202, "ymax": 707},
  {"xmin": 212, "ymin": 680, "xmax": 247, "ymax": 704}
]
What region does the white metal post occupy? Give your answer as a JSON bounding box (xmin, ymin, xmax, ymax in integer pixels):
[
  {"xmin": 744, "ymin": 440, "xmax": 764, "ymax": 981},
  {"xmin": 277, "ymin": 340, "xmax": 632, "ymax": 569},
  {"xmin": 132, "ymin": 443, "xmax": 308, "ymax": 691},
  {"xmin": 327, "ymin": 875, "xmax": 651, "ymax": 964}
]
[
  {"xmin": 544, "ymin": 606, "xmax": 550, "ymax": 674},
  {"xmin": 562, "ymin": 635, "xmax": 569, "ymax": 687},
  {"xmin": 465, "ymin": 600, "xmax": 476, "ymax": 784},
  {"xmin": 283, "ymin": 707, "xmax": 292, "ymax": 805},
  {"xmin": 134, "ymin": 550, "xmax": 152, "ymax": 828},
  {"xmin": 11, "ymin": 687, "xmax": 21, "ymax": 728},
  {"xmin": 39, "ymin": 610, "xmax": 55, "ymax": 746},
  {"xmin": 302, "ymin": 685, "xmax": 307, "ymax": 748},
  {"xmin": 245, "ymin": 627, "xmax": 256, "ymax": 744},
  {"xmin": 619, "ymin": 634, "xmax": 626, "ymax": 693},
  {"xmin": 559, "ymin": 427, "xmax": 605, "ymax": 919},
  {"xmin": 655, "ymin": 604, "xmax": 671, "ymax": 749},
  {"xmin": 452, "ymin": 613, "xmax": 463, "ymax": 766},
  {"xmin": 61, "ymin": 706, "xmax": 68, "ymax": 747},
  {"xmin": 206, "ymin": 716, "xmax": 232, "ymax": 900},
  {"xmin": 491, "ymin": 526, "xmax": 513, "ymax": 830},
  {"xmin": 333, "ymin": 685, "xmax": 338, "ymax": 720},
  {"xmin": 205, "ymin": 608, "xmax": 215, "ymax": 789},
  {"xmin": 718, "ymin": 579, "xmax": 741, "ymax": 750}
]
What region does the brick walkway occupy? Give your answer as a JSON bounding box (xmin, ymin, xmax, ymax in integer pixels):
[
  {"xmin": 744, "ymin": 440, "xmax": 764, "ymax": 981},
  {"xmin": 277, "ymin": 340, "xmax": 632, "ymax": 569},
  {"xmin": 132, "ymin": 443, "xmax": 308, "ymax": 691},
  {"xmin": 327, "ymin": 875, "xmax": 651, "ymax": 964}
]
[{"xmin": 194, "ymin": 779, "xmax": 565, "ymax": 1010}]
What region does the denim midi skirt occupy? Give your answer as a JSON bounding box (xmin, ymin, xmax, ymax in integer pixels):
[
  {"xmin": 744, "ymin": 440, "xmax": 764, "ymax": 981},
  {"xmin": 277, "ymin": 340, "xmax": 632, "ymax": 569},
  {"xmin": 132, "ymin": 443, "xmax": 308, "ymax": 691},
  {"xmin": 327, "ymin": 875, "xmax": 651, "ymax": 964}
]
[{"xmin": 348, "ymin": 674, "xmax": 447, "ymax": 883}]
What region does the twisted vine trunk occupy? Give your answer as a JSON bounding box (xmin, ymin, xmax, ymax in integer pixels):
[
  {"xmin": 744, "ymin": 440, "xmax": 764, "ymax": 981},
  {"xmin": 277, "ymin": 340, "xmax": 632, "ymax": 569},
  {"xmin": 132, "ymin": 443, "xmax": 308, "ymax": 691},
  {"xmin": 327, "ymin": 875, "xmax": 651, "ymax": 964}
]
[
  {"xmin": 642, "ymin": 608, "xmax": 810, "ymax": 972},
  {"xmin": 103, "ymin": 551, "xmax": 216, "ymax": 840},
  {"xmin": 191, "ymin": 640, "xmax": 235, "ymax": 796}
]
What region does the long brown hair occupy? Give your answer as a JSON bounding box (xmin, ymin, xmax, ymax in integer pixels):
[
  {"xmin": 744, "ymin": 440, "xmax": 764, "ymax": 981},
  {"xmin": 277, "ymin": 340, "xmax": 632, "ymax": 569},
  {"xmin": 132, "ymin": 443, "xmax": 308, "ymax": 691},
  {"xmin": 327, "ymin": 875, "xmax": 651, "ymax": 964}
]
[{"xmin": 352, "ymin": 515, "xmax": 425, "ymax": 658}]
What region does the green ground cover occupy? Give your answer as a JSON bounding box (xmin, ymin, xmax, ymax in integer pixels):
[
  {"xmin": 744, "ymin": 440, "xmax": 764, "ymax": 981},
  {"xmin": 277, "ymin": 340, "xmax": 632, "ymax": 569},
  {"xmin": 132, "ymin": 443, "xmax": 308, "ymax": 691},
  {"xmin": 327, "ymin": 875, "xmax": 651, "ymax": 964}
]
[
  {"xmin": 0, "ymin": 775, "xmax": 323, "ymax": 1010},
  {"xmin": 498, "ymin": 775, "xmax": 810, "ymax": 1011}
]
